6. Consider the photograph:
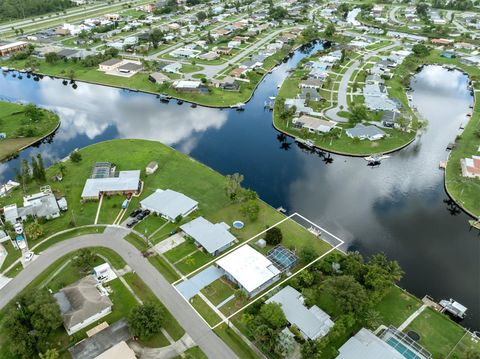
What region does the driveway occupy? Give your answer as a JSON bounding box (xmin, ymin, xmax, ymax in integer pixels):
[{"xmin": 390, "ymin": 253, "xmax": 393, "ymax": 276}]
[
  {"xmin": 175, "ymin": 265, "xmax": 224, "ymax": 300},
  {"xmin": 154, "ymin": 233, "xmax": 185, "ymax": 254},
  {"xmin": 0, "ymin": 226, "xmax": 238, "ymax": 359}
]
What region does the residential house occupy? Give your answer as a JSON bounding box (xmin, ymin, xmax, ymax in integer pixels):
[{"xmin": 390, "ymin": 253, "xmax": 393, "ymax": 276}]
[
  {"xmin": 299, "ymin": 88, "xmax": 321, "ymax": 102},
  {"xmin": 140, "ymin": 189, "xmax": 198, "ymax": 221},
  {"xmin": 54, "ymin": 276, "xmax": 113, "ymax": 335},
  {"xmin": 161, "ymin": 62, "xmax": 182, "ymax": 73},
  {"xmin": 299, "ymin": 78, "xmax": 323, "ymax": 90},
  {"xmin": 148, "ymin": 72, "xmax": 171, "ymax": 84},
  {"xmin": 292, "ymin": 115, "xmax": 336, "ymax": 134},
  {"xmin": 180, "ymin": 216, "xmax": 236, "ymax": 255},
  {"xmin": 346, "ymin": 124, "xmax": 386, "ymax": 141},
  {"xmin": 0, "ymin": 41, "xmax": 28, "ymax": 56},
  {"xmin": 460, "ymin": 155, "xmax": 480, "ymax": 178},
  {"xmin": 266, "ymin": 286, "xmax": 334, "ymax": 340},
  {"xmin": 172, "ymin": 80, "xmax": 209, "ymax": 93},
  {"xmin": 170, "ymin": 47, "xmax": 201, "ymax": 58},
  {"xmin": 98, "ymin": 58, "xmax": 124, "ymax": 72}
]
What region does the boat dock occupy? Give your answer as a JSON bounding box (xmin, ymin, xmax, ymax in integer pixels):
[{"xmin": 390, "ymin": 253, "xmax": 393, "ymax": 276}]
[{"xmin": 469, "ymin": 219, "xmax": 480, "ymax": 231}]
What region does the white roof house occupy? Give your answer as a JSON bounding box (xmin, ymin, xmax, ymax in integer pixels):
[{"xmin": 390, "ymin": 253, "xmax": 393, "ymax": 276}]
[
  {"xmin": 266, "ymin": 286, "xmax": 334, "ymax": 340},
  {"xmin": 140, "ymin": 189, "xmax": 198, "ymax": 221},
  {"xmin": 81, "ymin": 170, "xmax": 140, "ymax": 199},
  {"xmin": 180, "ymin": 216, "xmax": 236, "ymax": 255},
  {"xmin": 346, "ymin": 124, "xmax": 386, "ymax": 141},
  {"xmin": 216, "ymin": 245, "xmax": 281, "ymax": 297}
]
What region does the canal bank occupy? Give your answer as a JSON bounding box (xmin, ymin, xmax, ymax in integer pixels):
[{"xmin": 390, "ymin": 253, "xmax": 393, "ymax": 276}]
[{"xmin": 0, "ymin": 48, "xmax": 478, "ymax": 330}]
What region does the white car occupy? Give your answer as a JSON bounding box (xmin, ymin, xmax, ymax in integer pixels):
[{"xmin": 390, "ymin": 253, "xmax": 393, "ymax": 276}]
[{"xmin": 24, "ymin": 251, "xmax": 34, "ymax": 262}]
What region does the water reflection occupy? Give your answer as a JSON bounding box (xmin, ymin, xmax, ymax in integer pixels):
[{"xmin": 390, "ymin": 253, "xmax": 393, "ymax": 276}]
[{"xmin": 0, "ymin": 58, "xmax": 478, "ymax": 328}]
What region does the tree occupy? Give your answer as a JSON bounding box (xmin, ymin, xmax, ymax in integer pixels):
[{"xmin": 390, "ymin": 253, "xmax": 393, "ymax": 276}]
[
  {"xmin": 45, "ymin": 52, "xmax": 59, "ymax": 64},
  {"xmin": 340, "ymin": 251, "xmax": 365, "ymax": 281},
  {"xmin": 363, "ymin": 309, "xmax": 382, "ymax": 330},
  {"xmin": 72, "ymin": 249, "xmax": 97, "ymax": 273},
  {"xmin": 25, "ymin": 221, "xmax": 43, "ymax": 241},
  {"xmin": 363, "ymin": 254, "xmax": 403, "ymax": 300},
  {"xmin": 416, "ymin": 3, "xmax": 429, "ymax": 18},
  {"xmin": 301, "ymin": 26, "xmax": 317, "ymax": 42},
  {"xmin": 324, "ymin": 23, "xmax": 336, "ymax": 38},
  {"xmin": 269, "ymin": 6, "xmax": 288, "ymax": 20},
  {"xmin": 323, "ymin": 275, "xmax": 369, "ymax": 315},
  {"xmin": 40, "ymin": 349, "xmax": 59, "ymax": 359},
  {"xmin": 196, "ymin": 10, "xmax": 207, "ymax": 21},
  {"xmin": 275, "ymin": 328, "xmax": 296, "ymax": 356},
  {"xmin": 300, "ymin": 246, "xmax": 317, "ymax": 264},
  {"xmin": 70, "ymin": 151, "xmax": 82, "ymax": 163},
  {"xmin": 3, "ymin": 290, "xmax": 62, "ymax": 359},
  {"xmin": 225, "ymin": 173, "xmax": 244, "ymax": 201},
  {"xmin": 265, "ymin": 226, "xmax": 283, "ymax": 245},
  {"xmin": 349, "ymin": 104, "xmax": 369, "ymax": 124},
  {"xmin": 149, "ymin": 28, "xmax": 164, "ymax": 49},
  {"xmin": 300, "ymin": 339, "xmax": 324, "ymax": 359},
  {"xmin": 240, "ymin": 199, "xmax": 260, "ymax": 221},
  {"xmin": 128, "ymin": 303, "xmax": 164, "ymax": 339},
  {"xmin": 412, "ymin": 44, "xmax": 430, "ymax": 57},
  {"xmin": 24, "ymin": 103, "xmax": 42, "ymax": 122},
  {"xmin": 254, "ymin": 324, "xmax": 277, "ymax": 351},
  {"xmin": 259, "ymin": 302, "xmax": 287, "ymax": 329}
]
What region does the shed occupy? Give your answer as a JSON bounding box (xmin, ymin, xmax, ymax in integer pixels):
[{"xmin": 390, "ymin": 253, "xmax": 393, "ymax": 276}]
[{"xmin": 146, "ymin": 161, "xmax": 158, "ymax": 175}]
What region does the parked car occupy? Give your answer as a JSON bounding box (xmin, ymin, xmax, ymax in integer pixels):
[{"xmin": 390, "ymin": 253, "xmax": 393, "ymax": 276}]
[
  {"xmin": 126, "ymin": 219, "xmax": 138, "ymax": 228},
  {"xmin": 130, "ymin": 209, "xmax": 142, "ymax": 218},
  {"xmin": 143, "ymin": 209, "xmax": 151, "ymax": 216},
  {"xmin": 24, "ymin": 251, "xmax": 34, "ymax": 262}
]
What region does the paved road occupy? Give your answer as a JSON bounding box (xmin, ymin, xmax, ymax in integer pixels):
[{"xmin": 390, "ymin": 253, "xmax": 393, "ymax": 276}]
[
  {"xmin": 0, "ymin": 226, "xmax": 239, "ymax": 359},
  {"xmin": 324, "ymin": 41, "xmax": 400, "ymax": 123},
  {"xmin": 388, "ymin": 6, "xmax": 404, "ymax": 26}
]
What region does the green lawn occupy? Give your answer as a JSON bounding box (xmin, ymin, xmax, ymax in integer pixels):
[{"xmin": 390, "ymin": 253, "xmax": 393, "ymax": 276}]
[
  {"xmin": 33, "ymin": 226, "xmax": 106, "ymax": 253},
  {"xmin": 0, "ymin": 241, "xmax": 21, "ymax": 273},
  {"xmin": 123, "ymin": 272, "xmax": 185, "ymax": 341},
  {"xmin": 180, "ymin": 64, "xmax": 204, "ymax": 74},
  {"xmin": 174, "ymin": 346, "xmax": 208, "ymax": 359},
  {"xmin": 175, "ymin": 250, "xmax": 212, "ymax": 274},
  {"xmin": 406, "ymin": 308, "xmax": 466, "ymax": 359},
  {"xmin": 0, "ymin": 101, "xmax": 59, "ymax": 160},
  {"xmin": 164, "ymin": 240, "xmax": 198, "ymax": 263},
  {"xmin": 374, "ymin": 286, "xmax": 422, "ymax": 327},
  {"xmin": 148, "ymin": 255, "xmax": 180, "ymax": 283},
  {"xmin": 133, "ymin": 214, "xmax": 167, "ymax": 237},
  {"xmin": 214, "ymin": 324, "xmax": 260, "ymax": 359},
  {"xmin": 124, "ymin": 232, "xmax": 149, "ymax": 252},
  {"xmin": 201, "ymin": 278, "xmax": 236, "ymax": 306},
  {"xmin": 190, "ymin": 295, "xmax": 222, "ymax": 326}
]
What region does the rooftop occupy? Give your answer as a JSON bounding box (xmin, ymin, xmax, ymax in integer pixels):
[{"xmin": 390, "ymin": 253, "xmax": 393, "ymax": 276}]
[
  {"xmin": 180, "ymin": 216, "xmax": 236, "ymax": 255},
  {"xmin": 81, "ymin": 170, "xmax": 140, "ymax": 198},
  {"xmin": 140, "ymin": 189, "xmax": 198, "ymax": 220},
  {"xmin": 216, "ymin": 245, "xmax": 280, "ymax": 293}
]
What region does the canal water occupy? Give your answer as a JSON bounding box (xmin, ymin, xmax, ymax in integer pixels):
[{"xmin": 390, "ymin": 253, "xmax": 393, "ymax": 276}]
[{"xmin": 0, "ymin": 46, "xmax": 479, "ymax": 329}]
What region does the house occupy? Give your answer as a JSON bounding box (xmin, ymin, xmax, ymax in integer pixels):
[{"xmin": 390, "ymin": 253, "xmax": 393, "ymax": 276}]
[
  {"xmin": 180, "ymin": 216, "xmax": 236, "ymax": 255},
  {"xmin": 431, "ymin": 38, "xmax": 453, "ymax": 45},
  {"xmin": 460, "ymin": 155, "xmax": 480, "ymax": 178},
  {"xmin": 230, "ymin": 67, "xmax": 249, "ymax": 78},
  {"xmin": 240, "ymin": 59, "xmax": 263, "ymax": 70},
  {"xmin": 148, "ymin": 72, "xmax": 170, "ymax": 84},
  {"xmin": 3, "ymin": 189, "xmax": 64, "ymax": 224},
  {"xmin": 216, "ymin": 245, "xmax": 281, "ymax": 297},
  {"xmin": 199, "ymin": 51, "xmax": 219, "ymax": 61},
  {"xmin": 441, "ymin": 51, "xmax": 456, "ymax": 59},
  {"xmin": 140, "ymin": 189, "xmax": 198, "ymax": 221},
  {"xmin": 81, "ymin": 163, "xmax": 140, "ymax": 200},
  {"xmin": 292, "ymin": 115, "xmax": 336, "ymax": 134},
  {"xmin": 299, "ymin": 78, "xmax": 323, "ymax": 90},
  {"xmin": 161, "ymin": 62, "xmax": 182, "ymax": 73},
  {"xmin": 216, "ymin": 47, "xmax": 232, "ymax": 56},
  {"xmin": 336, "ymin": 327, "xmax": 431, "ymax": 359},
  {"xmin": 98, "ymin": 58, "xmax": 124, "ymax": 72},
  {"xmin": 299, "ymin": 88, "xmax": 321, "ymax": 102},
  {"xmin": 146, "ymin": 161, "xmax": 158, "ymax": 175},
  {"xmin": 0, "ymin": 41, "xmax": 28, "ymax": 56},
  {"xmin": 267, "ymin": 286, "xmax": 334, "ymax": 340},
  {"xmin": 228, "ymin": 40, "xmax": 241, "ymax": 48},
  {"xmin": 117, "ymin": 62, "xmax": 143, "ymax": 75},
  {"xmin": 170, "ymin": 47, "xmax": 201, "ymax": 58},
  {"xmin": 69, "ymin": 320, "xmax": 133, "ymax": 359},
  {"xmin": 54, "ymin": 276, "xmax": 113, "ymax": 335},
  {"xmin": 172, "ymin": 80, "xmax": 208, "ymax": 93},
  {"xmin": 381, "ymin": 111, "xmax": 403, "ymax": 128},
  {"xmin": 346, "ymin": 124, "xmax": 386, "ymax": 141}
]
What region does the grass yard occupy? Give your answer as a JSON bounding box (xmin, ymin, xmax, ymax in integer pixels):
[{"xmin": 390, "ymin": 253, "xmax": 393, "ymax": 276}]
[
  {"xmin": 374, "ymin": 286, "xmax": 422, "ymax": 327},
  {"xmin": 164, "ymin": 240, "xmax": 198, "ymax": 263},
  {"xmin": 0, "ymin": 101, "xmax": 59, "ymax": 160},
  {"xmin": 123, "ymin": 272, "xmax": 185, "ymax": 341},
  {"xmin": 0, "ymin": 241, "xmax": 21, "ymax": 273},
  {"xmin": 201, "ymin": 278, "xmax": 236, "ymax": 306},
  {"xmin": 133, "ymin": 214, "xmax": 167, "ymax": 237},
  {"xmin": 406, "ymin": 308, "xmax": 466, "ymax": 359},
  {"xmin": 214, "ymin": 324, "xmax": 260, "ymax": 359},
  {"xmin": 180, "ymin": 64, "xmax": 204, "ymax": 73},
  {"xmin": 175, "ymin": 250, "xmax": 212, "ymax": 274},
  {"xmin": 174, "ymin": 346, "xmax": 208, "ymax": 359},
  {"xmin": 191, "ymin": 295, "xmax": 222, "ymax": 326},
  {"xmin": 33, "ymin": 226, "xmax": 106, "ymax": 253},
  {"xmin": 124, "ymin": 232, "xmax": 149, "ymax": 252},
  {"xmin": 148, "ymin": 255, "xmax": 180, "ymax": 283}
]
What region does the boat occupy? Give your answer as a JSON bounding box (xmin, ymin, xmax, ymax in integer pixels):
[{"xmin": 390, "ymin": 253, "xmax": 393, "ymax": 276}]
[
  {"xmin": 0, "ymin": 180, "xmax": 20, "ymax": 197},
  {"xmin": 364, "ymin": 154, "xmax": 390, "ymax": 162},
  {"xmin": 264, "ymin": 96, "xmax": 276, "ymax": 110},
  {"xmin": 1, "ymin": 67, "xmax": 9, "ymax": 72},
  {"xmin": 439, "ymin": 298, "xmax": 467, "ymax": 319},
  {"xmin": 159, "ymin": 94, "xmax": 169, "ymax": 103},
  {"xmin": 177, "ymin": 100, "xmax": 183, "ymax": 105},
  {"xmin": 230, "ymin": 102, "xmax": 245, "ymax": 109},
  {"xmin": 191, "ymin": 103, "xmax": 197, "ymax": 108},
  {"xmin": 295, "ymin": 138, "xmax": 314, "ymax": 148}
]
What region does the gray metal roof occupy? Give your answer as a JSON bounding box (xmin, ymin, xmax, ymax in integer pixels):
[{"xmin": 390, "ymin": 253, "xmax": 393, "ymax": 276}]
[
  {"xmin": 336, "ymin": 328, "xmax": 406, "ymax": 359},
  {"xmin": 266, "ymin": 286, "xmax": 334, "ymax": 340},
  {"xmin": 180, "ymin": 216, "xmax": 235, "ymax": 255},
  {"xmin": 69, "ymin": 319, "xmax": 132, "ymax": 359},
  {"xmin": 140, "ymin": 189, "xmax": 198, "ymax": 220},
  {"xmin": 81, "ymin": 170, "xmax": 140, "ymax": 198},
  {"xmin": 346, "ymin": 124, "xmax": 386, "ymax": 139}
]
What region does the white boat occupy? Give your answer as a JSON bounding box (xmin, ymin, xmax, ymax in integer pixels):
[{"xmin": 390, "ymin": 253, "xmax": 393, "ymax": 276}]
[
  {"xmin": 295, "ymin": 138, "xmax": 315, "ymax": 148},
  {"xmin": 364, "ymin": 154, "xmax": 390, "ymax": 162},
  {"xmin": 1, "ymin": 67, "xmax": 9, "ymax": 72},
  {"xmin": 0, "ymin": 180, "xmax": 20, "ymax": 197},
  {"xmin": 439, "ymin": 298, "xmax": 467, "ymax": 319}
]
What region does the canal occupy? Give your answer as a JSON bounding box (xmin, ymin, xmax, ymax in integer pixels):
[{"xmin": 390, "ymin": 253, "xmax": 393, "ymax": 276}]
[{"xmin": 0, "ymin": 45, "xmax": 479, "ymax": 329}]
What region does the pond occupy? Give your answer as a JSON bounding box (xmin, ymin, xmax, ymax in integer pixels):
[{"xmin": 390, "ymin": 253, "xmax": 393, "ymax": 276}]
[{"xmin": 0, "ymin": 46, "xmax": 479, "ymax": 328}]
